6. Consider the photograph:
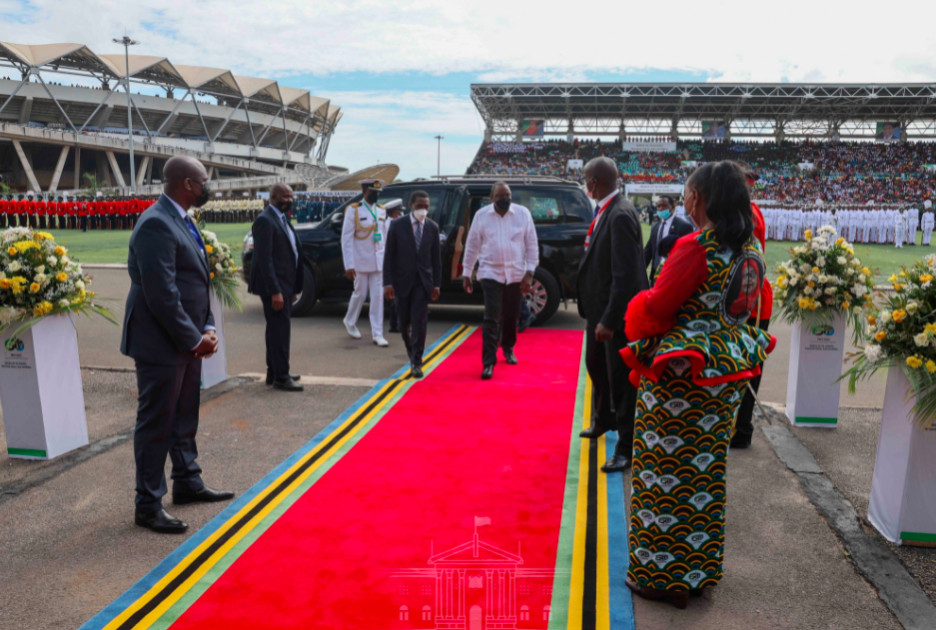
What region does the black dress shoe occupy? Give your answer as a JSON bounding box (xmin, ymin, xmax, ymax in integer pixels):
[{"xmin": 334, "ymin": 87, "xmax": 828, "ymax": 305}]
[
  {"xmin": 579, "ymin": 424, "xmax": 608, "ymax": 439},
  {"xmin": 504, "ymin": 349, "xmax": 518, "ymax": 365},
  {"xmin": 173, "ymin": 485, "xmax": 236, "ymax": 505},
  {"xmin": 730, "ymin": 434, "xmax": 752, "ymax": 449},
  {"xmin": 273, "ymin": 377, "xmax": 304, "ymax": 392},
  {"xmin": 409, "ymin": 365, "xmax": 424, "ymax": 379},
  {"xmin": 601, "ymin": 453, "xmax": 632, "ymax": 473},
  {"xmin": 481, "ymin": 365, "xmax": 494, "ymax": 380},
  {"xmin": 267, "ymin": 373, "xmax": 300, "ymax": 385},
  {"xmin": 135, "ymin": 508, "xmax": 188, "ymax": 534}
]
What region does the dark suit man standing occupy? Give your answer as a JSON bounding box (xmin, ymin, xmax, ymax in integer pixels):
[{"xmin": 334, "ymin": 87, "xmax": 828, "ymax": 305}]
[
  {"xmin": 121, "ymin": 156, "xmax": 233, "ymax": 534},
  {"xmin": 249, "ymin": 183, "xmax": 304, "ymax": 392},
  {"xmin": 644, "ymin": 195, "xmax": 695, "ymax": 284},
  {"xmin": 576, "ymin": 157, "xmax": 648, "ymax": 472},
  {"xmin": 383, "ymin": 191, "xmax": 442, "ymax": 379}
]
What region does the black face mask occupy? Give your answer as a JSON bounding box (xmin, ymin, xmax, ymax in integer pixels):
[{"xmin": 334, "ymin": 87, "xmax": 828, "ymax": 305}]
[
  {"xmin": 495, "ymin": 197, "xmax": 511, "ymax": 212},
  {"xmin": 193, "ymin": 183, "xmax": 210, "ymax": 208},
  {"xmin": 365, "ymin": 190, "xmax": 380, "ymax": 204},
  {"xmin": 278, "ymin": 201, "xmax": 293, "ymax": 215}
]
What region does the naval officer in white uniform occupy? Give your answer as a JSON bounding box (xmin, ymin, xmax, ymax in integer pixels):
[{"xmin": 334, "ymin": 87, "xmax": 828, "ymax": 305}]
[{"xmin": 342, "ymin": 179, "xmax": 389, "ymax": 347}]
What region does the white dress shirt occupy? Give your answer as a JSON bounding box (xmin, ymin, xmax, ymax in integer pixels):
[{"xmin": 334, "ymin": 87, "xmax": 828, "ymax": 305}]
[
  {"xmin": 164, "ymin": 195, "xmax": 215, "ymax": 338},
  {"xmin": 591, "ymin": 189, "xmax": 619, "ymax": 229},
  {"xmin": 462, "ymin": 203, "xmax": 539, "ymax": 284}
]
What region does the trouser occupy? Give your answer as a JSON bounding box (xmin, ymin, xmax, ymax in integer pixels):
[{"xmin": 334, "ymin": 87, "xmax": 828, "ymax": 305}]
[
  {"xmin": 80, "ymin": 216, "xmax": 88, "ymax": 231},
  {"xmin": 133, "ymin": 358, "xmax": 204, "ymax": 512},
  {"xmin": 397, "ymin": 284, "xmax": 430, "ymax": 367},
  {"xmin": 896, "ymin": 229, "xmax": 905, "ymax": 248},
  {"xmin": 344, "ymin": 271, "xmax": 384, "ymax": 338},
  {"xmin": 387, "ymin": 296, "xmax": 399, "ymax": 331},
  {"xmin": 480, "ymin": 279, "xmax": 522, "ymax": 367},
  {"xmin": 734, "ymin": 318, "xmax": 771, "ymax": 442},
  {"xmin": 261, "ymin": 293, "xmax": 293, "ymax": 381},
  {"xmin": 924, "ymin": 228, "xmax": 933, "ymax": 246},
  {"xmin": 584, "ymin": 323, "xmax": 636, "ymax": 452}
]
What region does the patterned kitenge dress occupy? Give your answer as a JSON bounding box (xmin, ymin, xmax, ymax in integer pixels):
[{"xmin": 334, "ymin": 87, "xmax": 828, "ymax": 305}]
[{"xmin": 620, "ymin": 229, "xmax": 776, "ymax": 592}]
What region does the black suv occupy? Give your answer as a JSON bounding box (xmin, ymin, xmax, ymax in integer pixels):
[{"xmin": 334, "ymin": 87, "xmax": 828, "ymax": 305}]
[{"xmin": 241, "ymin": 176, "xmax": 594, "ymax": 325}]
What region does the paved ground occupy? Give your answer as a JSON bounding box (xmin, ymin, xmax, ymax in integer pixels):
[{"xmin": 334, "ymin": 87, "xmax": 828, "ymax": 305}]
[{"xmin": 0, "ymin": 268, "xmax": 931, "ymax": 629}]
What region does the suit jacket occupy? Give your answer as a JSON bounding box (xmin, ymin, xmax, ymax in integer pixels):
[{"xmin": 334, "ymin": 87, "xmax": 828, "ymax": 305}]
[
  {"xmin": 383, "ymin": 215, "xmax": 442, "ymax": 296},
  {"xmin": 576, "ymin": 193, "xmax": 648, "ymax": 331},
  {"xmin": 120, "ymin": 194, "xmax": 215, "ymax": 365},
  {"xmin": 248, "ymin": 205, "xmax": 304, "ymax": 297},
  {"xmin": 644, "ymin": 216, "xmax": 695, "ymax": 280}
]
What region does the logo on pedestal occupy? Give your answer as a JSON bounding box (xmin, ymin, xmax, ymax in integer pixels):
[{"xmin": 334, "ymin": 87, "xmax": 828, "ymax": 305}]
[{"xmin": 4, "ymin": 338, "xmax": 24, "ymax": 352}]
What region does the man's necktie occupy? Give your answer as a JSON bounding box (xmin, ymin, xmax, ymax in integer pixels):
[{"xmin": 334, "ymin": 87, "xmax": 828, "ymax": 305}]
[
  {"xmin": 183, "ymin": 214, "xmax": 205, "ymax": 252},
  {"xmin": 414, "ymin": 220, "xmax": 423, "ymax": 252}
]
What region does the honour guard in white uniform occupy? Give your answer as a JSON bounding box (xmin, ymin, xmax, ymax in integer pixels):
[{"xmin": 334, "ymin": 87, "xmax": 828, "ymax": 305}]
[
  {"xmin": 922, "ymin": 207, "xmax": 935, "ymax": 246},
  {"xmin": 895, "ymin": 209, "xmax": 907, "ymax": 248},
  {"xmin": 341, "ymin": 179, "xmax": 389, "ymax": 347}
]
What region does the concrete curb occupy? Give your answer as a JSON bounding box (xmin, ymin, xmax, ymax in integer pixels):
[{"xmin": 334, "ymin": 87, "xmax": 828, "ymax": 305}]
[
  {"xmin": 758, "ymin": 407, "xmax": 936, "ymax": 630},
  {"xmin": 82, "ymin": 263, "xmax": 129, "ymax": 269},
  {"xmin": 0, "ymin": 375, "xmax": 254, "ymax": 506}
]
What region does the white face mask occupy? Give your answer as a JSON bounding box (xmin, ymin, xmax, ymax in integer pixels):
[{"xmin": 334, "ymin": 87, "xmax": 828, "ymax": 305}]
[{"xmin": 413, "ymin": 209, "xmax": 428, "ymax": 221}]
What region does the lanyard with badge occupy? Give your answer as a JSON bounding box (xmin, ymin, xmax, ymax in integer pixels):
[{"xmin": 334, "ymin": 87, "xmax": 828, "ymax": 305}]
[{"xmin": 362, "ymin": 201, "xmax": 382, "ymax": 243}]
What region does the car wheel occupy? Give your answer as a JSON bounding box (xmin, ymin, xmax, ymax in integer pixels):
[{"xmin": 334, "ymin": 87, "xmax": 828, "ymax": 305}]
[
  {"xmin": 291, "ymin": 265, "xmax": 318, "ymax": 316},
  {"xmin": 525, "ymin": 268, "xmax": 560, "ymax": 325}
]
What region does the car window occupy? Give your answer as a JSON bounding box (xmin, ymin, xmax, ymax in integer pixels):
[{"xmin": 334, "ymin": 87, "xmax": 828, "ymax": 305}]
[
  {"xmin": 382, "ymin": 187, "xmax": 447, "ymax": 221},
  {"xmin": 470, "ymin": 187, "xmax": 591, "ymax": 224}
]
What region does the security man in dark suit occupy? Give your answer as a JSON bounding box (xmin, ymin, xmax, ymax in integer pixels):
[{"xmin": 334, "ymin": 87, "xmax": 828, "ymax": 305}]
[
  {"xmin": 576, "ymin": 157, "xmax": 648, "ymax": 473},
  {"xmin": 645, "ymin": 194, "xmax": 695, "ymax": 284},
  {"xmin": 383, "ymin": 190, "xmax": 442, "ymax": 379},
  {"xmin": 121, "ymin": 156, "xmax": 233, "ymax": 534},
  {"xmin": 249, "ymin": 183, "xmax": 304, "ymax": 391}
]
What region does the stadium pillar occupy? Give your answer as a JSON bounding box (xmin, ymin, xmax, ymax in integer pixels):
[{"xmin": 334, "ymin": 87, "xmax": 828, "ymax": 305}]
[
  {"xmin": 17, "ymin": 96, "xmax": 33, "ymax": 125},
  {"xmin": 113, "ymin": 36, "xmax": 139, "ymax": 195},
  {"xmin": 11, "ymin": 140, "xmax": 40, "ymax": 193},
  {"xmin": 49, "ymin": 146, "xmax": 70, "ymax": 193},
  {"xmin": 73, "ymin": 145, "xmax": 81, "ymax": 190},
  {"xmin": 137, "ymin": 156, "xmax": 151, "ymax": 188},
  {"xmin": 105, "ymin": 150, "xmax": 127, "ymax": 189}
]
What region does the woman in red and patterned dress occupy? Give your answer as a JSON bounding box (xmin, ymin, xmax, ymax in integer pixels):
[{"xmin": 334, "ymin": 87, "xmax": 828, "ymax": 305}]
[{"xmin": 621, "ymin": 161, "xmax": 776, "ymax": 609}]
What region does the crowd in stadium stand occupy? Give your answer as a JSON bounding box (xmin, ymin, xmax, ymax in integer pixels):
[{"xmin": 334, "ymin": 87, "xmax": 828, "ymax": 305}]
[{"xmin": 466, "ymin": 138, "xmax": 936, "ymax": 204}]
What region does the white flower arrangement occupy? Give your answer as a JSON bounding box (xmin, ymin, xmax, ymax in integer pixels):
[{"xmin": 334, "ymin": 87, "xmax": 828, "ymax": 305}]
[{"xmin": 200, "ymin": 228, "xmax": 241, "ymax": 310}]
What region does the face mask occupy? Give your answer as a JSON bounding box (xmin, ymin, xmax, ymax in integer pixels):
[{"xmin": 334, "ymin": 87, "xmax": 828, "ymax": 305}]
[
  {"xmin": 657, "ymin": 209, "xmax": 671, "ymax": 220},
  {"xmin": 365, "ymin": 191, "xmax": 380, "ymax": 204},
  {"xmin": 413, "ymin": 208, "xmax": 428, "ymax": 221},
  {"xmin": 278, "ymin": 201, "xmax": 293, "ymax": 215},
  {"xmin": 193, "ymin": 183, "xmax": 210, "ymax": 208},
  {"xmin": 495, "ymin": 197, "xmax": 511, "ymax": 212}
]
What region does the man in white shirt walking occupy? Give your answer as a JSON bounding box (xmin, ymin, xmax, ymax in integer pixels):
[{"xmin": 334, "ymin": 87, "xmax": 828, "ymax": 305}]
[{"xmin": 462, "ymin": 181, "xmax": 539, "ymax": 380}]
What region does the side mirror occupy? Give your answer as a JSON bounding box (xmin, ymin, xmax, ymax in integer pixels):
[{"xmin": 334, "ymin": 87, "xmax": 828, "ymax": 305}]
[{"xmin": 330, "ymin": 212, "xmax": 343, "ymax": 230}]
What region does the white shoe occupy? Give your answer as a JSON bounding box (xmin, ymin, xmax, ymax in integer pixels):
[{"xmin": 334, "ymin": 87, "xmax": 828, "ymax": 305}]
[
  {"xmin": 344, "ymin": 320, "xmax": 362, "ymax": 339},
  {"xmin": 373, "ymin": 335, "xmax": 389, "ymax": 347}
]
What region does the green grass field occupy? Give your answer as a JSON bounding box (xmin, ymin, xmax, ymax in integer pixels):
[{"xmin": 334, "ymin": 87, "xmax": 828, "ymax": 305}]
[
  {"xmin": 638, "ymin": 224, "xmax": 934, "ymax": 283},
  {"xmin": 44, "ymin": 224, "xmax": 253, "ymax": 265}
]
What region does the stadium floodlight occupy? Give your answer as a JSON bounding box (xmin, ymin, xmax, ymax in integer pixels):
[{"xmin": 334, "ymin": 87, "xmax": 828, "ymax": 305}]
[
  {"xmin": 113, "ymin": 36, "xmax": 139, "ymax": 194},
  {"xmin": 434, "ymin": 135, "xmax": 444, "ymax": 177}
]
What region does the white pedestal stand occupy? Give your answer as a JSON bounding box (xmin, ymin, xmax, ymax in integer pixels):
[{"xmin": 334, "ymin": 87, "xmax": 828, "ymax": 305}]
[
  {"xmin": 0, "ymin": 314, "xmax": 88, "ymax": 459},
  {"xmin": 785, "ymin": 312, "xmax": 847, "ymax": 427},
  {"xmin": 201, "ymin": 289, "xmax": 228, "ymax": 390},
  {"xmin": 868, "ymin": 366, "xmax": 936, "ymax": 546}
]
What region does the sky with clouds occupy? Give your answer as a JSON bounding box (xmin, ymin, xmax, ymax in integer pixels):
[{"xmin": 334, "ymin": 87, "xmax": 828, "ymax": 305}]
[{"xmin": 2, "ymin": 0, "xmax": 935, "ymax": 179}]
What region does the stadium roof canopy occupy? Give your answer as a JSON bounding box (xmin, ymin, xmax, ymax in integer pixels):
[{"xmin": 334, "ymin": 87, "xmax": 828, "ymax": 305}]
[
  {"xmin": 471, "ymin": 83, "xmax": 936, "ymax": 141},
  {"xmin": 0, "ymin": 41, "xmax": 331, "ymax": 120}
]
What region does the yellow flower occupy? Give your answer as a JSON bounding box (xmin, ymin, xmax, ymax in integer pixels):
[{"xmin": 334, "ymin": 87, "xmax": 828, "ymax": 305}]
[
  {"xmin": 798, "ymin": 296, "xmax": 811, "ymax": 309},
  {"xmin": 808, "ymin": 281, "xmax": 816, "ymax": 288},
  {"xmin": 54, "ymin": 246, "xmax": 66, "ymax": 256},
  {"xmin": 55, "ymin": 272, "xmax": 68, "ymax": 282},
  {"xmin": 775, "ymin": 275, "xmax": 788, "ymax": 288},
  {"xmin": 0, "ymin": 278, "xmax": 10, "ymax": 290},
  {"xmin": 927, "ymin": 360, "xmax": 936, "ymax": 374},
  {"xmin": 836, "ymin": 237, "xmax": 845, "ymax": 246},
  {"xmin": 12, "ymin": 240, "xmax": 39, "ymax": 253},
  {"xmin": 7, "ymin": 246, "xmax": 16, "ymax": 256},
  {"xmin": 926, "ymin": 323, "xmax": 936, "ymax": 335},
  {"xmin": 205, "ymin": 244, "xmax": 214, "ymax": 254},
  {"xmin": 812, "ymin": 267, "xmax": 820, "ymax": 274},
  {"xmin": 210, "ymin": 272, "xmax": 215, "ymax": 279},
  {"xmin": 33, "ymin": 232, "xmax": 53, "ymax": 242},
  {"xmin": 805, "ymin": 229, "xmax": 813, "ymax": 240},
  {"xmin": 888, "ymin": 274, "xmax": 898, "ymax": 283},
  {"xmin": 867, "ymin": 315, "xmax": 877, "ymax": 326},
  {"xmin": 907, "ymin": 356, "xmax": 924, "ymax": 369},
  {"xmin": 841, "ymin": 301, "xmax": 850, "ymax": 310},
  {"xmin": 31, "ymin": 301, "xmax": 53, "ymax": 317},
  {"xmin": 861, "ymin": 267, "xmax": 871, "ymax": 276},
  {"xmin": 28, "ymin": 282, "xmax": 40, "ymax": 294},
  {"xmin": 893, "ymin": 310, "xmax": 907, "ymax": 323},
  {"xmin": 875, "ymin": 331, "xmax": 887, "ymax": 342},
  {"xmin": 921, "ymin": 274, "xmax": 934, "ymax": 284}
]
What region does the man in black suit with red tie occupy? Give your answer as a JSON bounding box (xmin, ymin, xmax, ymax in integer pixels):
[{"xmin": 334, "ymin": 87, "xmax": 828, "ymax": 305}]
[
  {"xmin": 249, "ymin": 183, "xmax": 305, "ymax": 391},
  {"xmin": 383, "ymin": 190, "xmax": 442, "ymax": 379},
  {"xmin": 576, "ymin": 157, "xmax": 648, "ymax": 473},
  {"xmin": 121, "ymin": 156, "xmax": 233, "ymax": 534}
]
